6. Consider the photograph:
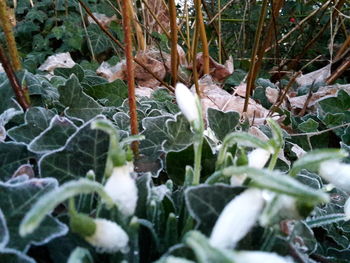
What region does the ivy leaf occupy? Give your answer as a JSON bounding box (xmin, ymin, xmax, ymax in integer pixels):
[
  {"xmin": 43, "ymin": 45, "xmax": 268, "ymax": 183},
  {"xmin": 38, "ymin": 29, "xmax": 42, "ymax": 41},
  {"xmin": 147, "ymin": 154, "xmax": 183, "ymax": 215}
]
[
  {"xmin": 185, "ymin": 185, "xmax": 245, "ymax": 234},
  {"xmin": 139, "ymin": 115, "xmax": 173, "ymax": 160},
  {"xmin": 0, "ymin": 248, "xmax": 35, "ymax": 263},
  {"xmin": 207, "ymin": 108, "xmax": 240, "ymax": 141},
  {"xmin": 318, "ymin": 90, "xmax": 350, "ymax": 114},
  {"xmin": 86, "ymin": 24, "xmax": 114, "ymax": 54},
  {"xmin": 7, "ymin": 107, "xmax": 55, "ymax": 144},
  {"xmin": 54, "ymin": 64, "xmax": 85, "ymax": 82},
  {"xmin": 298, "ymin": 118, "xmax": 319, "ymax": 133},
  {"xmin": 84, "ymin": 79, "xmax": 128, "ymax": 107},
  {"xmin": 28, "ymin": 116, "xmax": 77, "ymax": 154},
  {"xmin": 0, "ymin": 177, "xmax": 67, "ymax": 251},
  {"xmin": 58, "ymin": 75, "xmax": 103, "ymax": 121},
  {"xmin": 162, "ymin": 114, "xmax": 195, "ymax": 152},
  {"xmin": 39, "ymin": 117, "xmax": 109, "ymax": 182},
  {"xmin": 0, "ymin": 142, "xmax": 35, "ymax": 182}
]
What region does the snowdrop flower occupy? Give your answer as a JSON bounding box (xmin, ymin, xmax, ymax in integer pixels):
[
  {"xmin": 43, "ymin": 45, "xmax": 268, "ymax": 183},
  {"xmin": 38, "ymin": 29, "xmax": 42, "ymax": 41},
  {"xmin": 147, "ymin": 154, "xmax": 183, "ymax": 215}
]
[
  {"xmin": 345, "ymin": 197, "xmax": 350, "ymax": 220},
  {"xmin": 319, "ymin": 160, "xmax": 350, "ymax": 192},
  {"xmin": 230, "ymin": 148, "xmax": 271, "ymax": 186},
  {"xmin": 210, "ymin": 188, "xmax": 265, "ymax": 249},
  {"xmin": 234, "ymin": 251, "xmax": 294, "ymax": 263},
  {"xmin": 175, "ymin": 83, "xmax": 200, "ymax": 124},
  {"xmin": 248, "ymin": 148, "xmax": 271, "ymax": 169},
  {"xmin": 85, "ymin": 218, "xmax": 129, "ymax": 253},
  {"xmin": 104, "ymin": 165, "xmax": 138, "ymax": 216}
]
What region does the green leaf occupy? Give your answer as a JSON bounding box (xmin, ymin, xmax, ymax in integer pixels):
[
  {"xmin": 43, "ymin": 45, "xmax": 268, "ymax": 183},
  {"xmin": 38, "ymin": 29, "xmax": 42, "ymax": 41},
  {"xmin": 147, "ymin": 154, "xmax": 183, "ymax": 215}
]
[
  {"xmin": 39, "ymin": 117, "xmax": 109, "ymax": 182},
  {"xmin": 84, "ymin": 79, "xmax": 128, "ymax": 107},
  {"xmin": 0, "ymin": 249, "xmax": 35, "ymax": 263},
  {"xmin": 318, "ymin": 90, "xmax": 350, "ymax": 114},
  {"xmin": 19, "ymin": 179, "xmax": 113, "ymax": 237},
  {"xmin": 222, "ymin": 131, "xmax": 272, "ymax": 151},
  {"xmin": 58, "ymin": 75, "xmax": 103, "ymax": 121},
  {"xmin": 306, "ymin": 214, "xmax": 347, "ymax": 228},
  {"xmin": 0, "ymin": 177, "xmax": 68, "ymax": 251},
  {"xmin": 67, "ymin": 247, "xmax": 93, "ymax": 263},
  {"xmin": 290, "ymin": 148, "xmax": 348, "ymax": 176},
  {"xmin": 185, "ymin": 185, "xmax": 245, "ymax": 234},
  {"xmin": 0, "ymin": 209, "xmax": 8, "ymax": 248},
  {"xmin": 163, "ymin": 114, "xmax": 195, "ymax": 152},
  {"xmin": 54, "ymin": 65, "xmax": 85, "ymax": 82},
  {"xmin": 0, "ymin": 142, "xmax": 35, "ymax": 181},
  {"xmin": 86, "ymin": 24, "xmax": 114, "ymax": 54},
  {"xmin": 28, "ymin": 116, "xmax": 77, "ymax": 153},
  {"xmin": 298, "ymin": 118, "xmax": 319, "ymax": 133},
  {"xmin": 223, "ymin": 166, "xmax": 329, "ymax": 204},
  {"xmin": 224, "ymin": 69, "xmax": 246, "ymax": 86},
  {"xmin": 184, "ymin": 231, "xmax": 235, "ymax": 263},
  {"xmin": 207, "ymin": 108, "xmax": 240, "ymax": 141},
  {"xmin": 7, "ymin": 107, "xmax": 55, "ymax": 144},
  {"xmin": 166, "ymin": 138, "xmax": 216, "ymax": 185},
  {"xmin": 139, "ymin": 115, "xmax": 173, "ymax": 160},
  {"xmin": 0, "ymin": 79, "xmax": 22, "ymax": 117},
  {"xmin": 135, "ymin": 173, "xmax": 152, "ymax": 218}
]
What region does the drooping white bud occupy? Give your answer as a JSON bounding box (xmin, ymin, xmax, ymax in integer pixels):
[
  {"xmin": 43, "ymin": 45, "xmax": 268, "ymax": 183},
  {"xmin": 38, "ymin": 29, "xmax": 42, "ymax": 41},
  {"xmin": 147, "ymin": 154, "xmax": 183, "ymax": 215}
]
[
  {"xmin": 175, "ymin": 83, "xmax": 200, "ymax": 123},
  {"xmin": 248, "ymin": 148, "xmax": 271, "ymax": 169},
  {"xmin": 319, "ymin": 160, "xmax": 350, "ymax": 192},
  {"xmin": 85, "ymin": 218, "xmax": 129, "ymax": 253},
  {"xmin": 234, "ymin": 251, "xmax": 294, "ymax": 263},
  {"xmin": 104, "ymin": 165, "xmax": 138, "ymax": 216},
  {"xmin": 345, "ymin": 197, "xmax": 350, "ymax": 220},
  {"xmin": 210, "ymin": 189, "xmax": 264, "ymax": 249}
]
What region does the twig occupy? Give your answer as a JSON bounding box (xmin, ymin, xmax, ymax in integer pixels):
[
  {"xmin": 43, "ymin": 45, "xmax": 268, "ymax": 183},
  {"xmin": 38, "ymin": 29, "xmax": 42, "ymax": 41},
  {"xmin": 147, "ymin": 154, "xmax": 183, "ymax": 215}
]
[
  {"xmin": 243, "ymin": 0, "xmax": 269, "ymax": 113},
  {"xmin": 208, "ymin": 0, "xmax": 238, "ymax": 25},
  {"xmin": 194, "ymin": 0, "xmax": 209, "ymax": 74},
  {"xmin": 0, "ymin": 44, "xmax": 30, "ymax": 110},
  {"xmin": 289, "ymin": 122, "xmax": 350, "ymax": 137},
  {"xmin": 77, "ymin": 0, "xmax": 173, "ymax": 92},
  {"xmin": 169, "ymin": 0, "xmax": 178, "ymax": 86},
  {"xmin": 122, "ymin": 0, "xmax": 139, "ymax": 155},
  {"xmin": 0, "ymin": 0, "xmax": 21, "ymax": 71}
]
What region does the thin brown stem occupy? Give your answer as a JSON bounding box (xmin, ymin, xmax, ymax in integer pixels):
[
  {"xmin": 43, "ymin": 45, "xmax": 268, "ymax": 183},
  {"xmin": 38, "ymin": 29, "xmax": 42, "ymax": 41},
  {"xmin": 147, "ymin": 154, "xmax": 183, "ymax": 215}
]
[
  {"xmin": 0, "ymin": 44, "xmax": 30, "ymax": 110},
  {"xmin": 192, "ymin": 26, "xmax": 200, "ymax": 96},
  {"xmin": 121, "ymin": 0, "xmax": 139, "ymax": 154},
  {"xmin": 169, "ymin": 0, "xmax": 178, "ymax": 86},
  {"xmin": 194, "ymin": 0, "xmax": 209, "ymax": 74},
  {"xmin": 326, "ymin": 57, "xmax": 350, "ymax": 84},
  {"xmin": 243, "ymin": 0, "xmax": 269, "ymax": 113},
  {"xmin": 0, "ymin": 0, "xmax": 21, "ymax": 71}
]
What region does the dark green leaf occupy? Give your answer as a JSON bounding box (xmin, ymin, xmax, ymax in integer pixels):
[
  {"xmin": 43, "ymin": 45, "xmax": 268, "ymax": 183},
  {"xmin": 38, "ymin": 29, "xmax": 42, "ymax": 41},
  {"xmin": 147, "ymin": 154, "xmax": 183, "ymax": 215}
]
[
  {"xmin": 207, "ymin": 108, "xmax": 240, "ymax": 141},
  {"xmin": 0, "ymin": 177, "xmax": 67, "ymax": 251},
  {"xmin": 39, "ymin": 117, "xmax": 109, "ymax": 182},
  {"xmin": 28, "ymin": 116, "xmax": 77, "ymax": 153},
  {"xmin": 58, "ymin": 75, "xmax": 103, "ymax": 121},
  {"xmin": 7, "ymin": 107, "xmax": 55, "ymax": 144}
]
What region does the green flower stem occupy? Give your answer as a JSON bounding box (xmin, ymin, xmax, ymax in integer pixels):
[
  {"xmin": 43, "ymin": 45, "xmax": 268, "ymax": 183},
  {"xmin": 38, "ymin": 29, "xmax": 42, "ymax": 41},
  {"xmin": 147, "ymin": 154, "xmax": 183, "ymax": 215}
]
[
  {"xmin": 268, "ymin": 151, "xmax": 279, "ymax": 170},
  {"xmin": 192, "ymin": 97, "xmax": 204, "ymax": 185},
  {"xmin": 193, "ymin": 135, "xmax": 204, "ymax": 185}
]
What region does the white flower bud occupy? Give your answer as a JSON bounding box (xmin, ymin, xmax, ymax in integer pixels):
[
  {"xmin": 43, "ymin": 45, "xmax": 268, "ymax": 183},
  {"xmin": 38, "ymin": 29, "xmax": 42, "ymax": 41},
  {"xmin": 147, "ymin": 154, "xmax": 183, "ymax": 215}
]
[
  {"xmin": 85, "ymin": 218, "xmax": 129, "ymax": 253},
  {"xmin": 210, "ymin": 189, "xmax": 264, "ymax": 249},
  {"xmin": 248, "ymin": 148, "xmax": 271, "ymax": 169},
  {"xmin": 319, "ymin": 160, "xmax": 350, "ymax": 192},
  {"xmin": 175, "ymin": 83, "xmax": 200, "ymax": 123},
  {"xmin": 345, "ymin": 197, "xmax": 350, "ymax": 220},
  {"xmin": 104, "ymin": 165, "xmax": 138, "ymax": 216},
  {"xmin": 234, "ymin": 251, "xmax": 294, "ymax": 263}
]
